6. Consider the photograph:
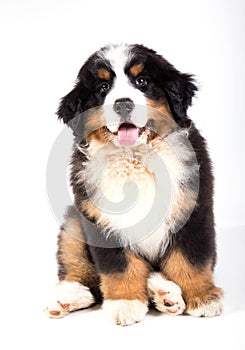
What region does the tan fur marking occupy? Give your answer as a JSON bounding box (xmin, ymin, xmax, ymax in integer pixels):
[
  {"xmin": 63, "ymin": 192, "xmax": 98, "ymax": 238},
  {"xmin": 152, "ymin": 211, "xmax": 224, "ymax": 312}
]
[
  {"xmin": 62, "ymin": 216, "xmax": 83, "ymax": 241},
  {"xmin": 146, "ymin": 98, "xmax": 177, "ymax": 138},
  {"xmin": 73, "ymin": 106, "xmax": 106, "ymax": 140},
  {"xmin": 130, "ymin": 63, "xmax": 144, "ymax": 77},
  {"xmin": 83, "ymin": 108, "xmax": 106, "ymax": 138},
  {"xmin": 81, "ymin": 200, "xmax": 101, "ymax": 222},
  {"xmin": 97, "ymin": 68, "xmax": 110, "ymax": 80},
  {"xmin": 58, "ymin": 229, "xmax": 99, "ymax": 287},
  {"xmin": 86, "ymin": 129, "xmax": 115, "ymax": 158},
  {"xmin": 88, "ymin": 128, "xmax": 110, "ymax": 144},
  {"xmin": 146, "ymin": 98, "xmax": 173, "ymax": 119},
  {"xmin": 162, "ymin": 249, "xmax": 223, "ymax": 312},
  {"xmin": 101, "ymin": 253, "xmax": 150, "ymax": 302}
]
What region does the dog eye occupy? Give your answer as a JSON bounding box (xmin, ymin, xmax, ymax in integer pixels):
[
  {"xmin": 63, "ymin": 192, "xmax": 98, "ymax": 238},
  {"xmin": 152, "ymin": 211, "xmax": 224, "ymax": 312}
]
[
  {"xmin": 135, "ymin": 76, "xmax": 148, "ymax": 88},
  {"xmin": 99, "ymin": 82, "xmax": 110, "ymax": 93}
]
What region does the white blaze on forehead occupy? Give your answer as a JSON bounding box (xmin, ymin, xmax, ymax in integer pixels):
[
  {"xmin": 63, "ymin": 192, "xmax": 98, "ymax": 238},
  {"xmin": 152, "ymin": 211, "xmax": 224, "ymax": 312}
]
[
  {"xmin": 100, "ymin": 44, "xmax": 147, "ymax": 131},
  {"xmin": 101, "ymin": 43, "xmax": 131, "ymax": 74}
]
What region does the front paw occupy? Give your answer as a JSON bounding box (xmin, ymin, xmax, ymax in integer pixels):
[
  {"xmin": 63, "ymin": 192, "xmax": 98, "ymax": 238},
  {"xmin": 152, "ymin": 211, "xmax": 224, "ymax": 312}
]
[
  {"xmin": 44, "ymin": 281, "xmax": 95, "ymax": 318},
  {"xmin": 186, "ymin": 287, "xmax": 223, "ymax": 317},
  {"xmin": 103, "ymin": 299, "xmax": 148, "ymax": 326},
  {"xmin": 147, "ymin": 272, "xmax": 185, "ymax": 315}
]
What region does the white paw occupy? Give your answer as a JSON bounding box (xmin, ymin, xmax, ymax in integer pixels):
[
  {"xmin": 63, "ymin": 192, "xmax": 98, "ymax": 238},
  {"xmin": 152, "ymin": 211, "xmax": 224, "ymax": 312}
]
[
  {"xmin": 187, "ymin": 299, "xmax": 223, "ymax": 317},
  {"xmin": 103, "ymin": 299, "xmax": 148, "ymax": 326},
  {"xmin": 147, "ymin": 272, "xmax": 185, "ymax": 316},
  {"xmin": 44, "ymin": 281, "xmax": 95, "ymax": 318}
]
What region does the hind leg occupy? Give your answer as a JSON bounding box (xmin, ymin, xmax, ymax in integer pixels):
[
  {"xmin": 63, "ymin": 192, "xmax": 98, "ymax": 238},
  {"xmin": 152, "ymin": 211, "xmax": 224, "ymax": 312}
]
[{"xmin": 45, "ymin": 210, "xmax": 100, "ymax": 318}]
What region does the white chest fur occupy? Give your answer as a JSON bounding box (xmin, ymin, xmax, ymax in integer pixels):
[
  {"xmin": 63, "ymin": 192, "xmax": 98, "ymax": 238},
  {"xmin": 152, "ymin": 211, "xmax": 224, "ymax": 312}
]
[{"xmin": 82, "ymin": 129, "xmax": 199, "ymax": 263}]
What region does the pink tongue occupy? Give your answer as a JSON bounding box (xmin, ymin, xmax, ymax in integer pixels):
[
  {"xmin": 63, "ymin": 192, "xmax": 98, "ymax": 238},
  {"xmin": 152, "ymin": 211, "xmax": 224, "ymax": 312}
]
[{"xmin": 118, "ymin": 124, "xmax": 139, "ymax": 146}]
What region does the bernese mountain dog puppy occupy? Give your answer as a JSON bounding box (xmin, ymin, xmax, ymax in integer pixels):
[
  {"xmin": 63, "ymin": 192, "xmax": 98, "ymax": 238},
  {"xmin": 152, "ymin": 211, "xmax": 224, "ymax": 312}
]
[{"xmin": 45, "ymin": 44, "xmax": 223, "ymax": 325}]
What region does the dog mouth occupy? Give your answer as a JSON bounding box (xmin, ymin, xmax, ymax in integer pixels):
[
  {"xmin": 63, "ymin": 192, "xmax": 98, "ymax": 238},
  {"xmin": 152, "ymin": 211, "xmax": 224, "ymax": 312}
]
[{"xmin": 113, "ymin": 123, "xmax": 145, "ymax": 147}]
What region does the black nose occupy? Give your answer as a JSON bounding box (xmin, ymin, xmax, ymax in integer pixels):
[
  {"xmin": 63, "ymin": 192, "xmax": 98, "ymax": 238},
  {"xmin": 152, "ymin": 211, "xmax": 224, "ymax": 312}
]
[{"xmin": 113, "ymin": 98, "xmax": 135, "ymax": 116}]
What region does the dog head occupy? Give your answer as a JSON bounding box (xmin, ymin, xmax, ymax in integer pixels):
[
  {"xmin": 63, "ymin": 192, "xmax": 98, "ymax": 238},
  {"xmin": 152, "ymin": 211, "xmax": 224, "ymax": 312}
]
[{"xmin": 57, "ymin": 44, "xmax": 197, "ymax": 146}]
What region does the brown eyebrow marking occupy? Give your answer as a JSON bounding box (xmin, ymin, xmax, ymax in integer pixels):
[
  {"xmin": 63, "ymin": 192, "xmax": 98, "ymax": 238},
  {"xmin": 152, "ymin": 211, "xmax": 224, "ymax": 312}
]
[
  {"xmin": 130, "ymin": 63, "xmax": 144, "ymax": 77},
  {"xmin": 97, "ymin": 68, "xmax": 111, "ymax": 80}
]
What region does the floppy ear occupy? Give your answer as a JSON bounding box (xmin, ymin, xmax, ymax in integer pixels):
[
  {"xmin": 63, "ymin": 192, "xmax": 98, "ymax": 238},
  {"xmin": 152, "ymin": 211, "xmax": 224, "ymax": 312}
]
[
  {"xmin": 163, "ymin": 73, "xmax": 198, "ymax": 122},
  {"xmin": 135, "ymin": 46, "xmax": 198, "ymax": 123},
  {"xmin": 56, "ymin": 82, "xmax": 90, "ymax": 124}
]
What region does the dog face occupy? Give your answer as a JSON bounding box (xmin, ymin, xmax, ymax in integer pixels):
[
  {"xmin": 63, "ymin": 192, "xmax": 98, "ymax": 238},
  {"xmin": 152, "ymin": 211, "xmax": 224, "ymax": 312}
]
[{"xmin": 57, "ymin": 44, "xmax": 197, "ymax": 146}]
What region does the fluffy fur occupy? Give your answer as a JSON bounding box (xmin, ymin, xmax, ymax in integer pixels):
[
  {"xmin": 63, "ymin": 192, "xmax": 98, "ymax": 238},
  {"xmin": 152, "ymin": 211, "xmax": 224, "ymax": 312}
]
[{"xmin": 46, "ymin": 44, "xmax": 223, "ymax": 325}]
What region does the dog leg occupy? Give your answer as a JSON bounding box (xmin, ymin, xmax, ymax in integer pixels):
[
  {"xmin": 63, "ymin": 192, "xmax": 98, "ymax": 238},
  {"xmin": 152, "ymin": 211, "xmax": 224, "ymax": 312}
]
[
  {"xmin": 45, "ymin": 212, "xmax": 100, "ymax": 318},
  {"xmin": 45, "ymin": 280, "xmax": 96, "ymax": 318},
  {"xmin": 92, "ymin": 250, "xmax": 149, "ymax": 326},
  {"xmin": 162, "ymin": 249, "xmax": 223, "ymax": 317}
]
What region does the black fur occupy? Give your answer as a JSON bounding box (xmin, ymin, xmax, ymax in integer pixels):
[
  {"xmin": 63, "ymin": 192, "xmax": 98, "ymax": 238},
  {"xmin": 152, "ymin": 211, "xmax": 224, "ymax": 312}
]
[
  {"xmin": 57, "ymin": 43, "xmax": 215, "ymax": 275},
  {"xmin": 176, "ymin": 123, "xmax": 216, "ymax": 268},
  {"xmin": 89, "ymin": 246, "xmax": 128, "ymax": 274},
  {"xmin": 57, "ymin": 44, "xmax": 197, "ymax": 127},
  {"xmin": 57, "ymin": 53, "xmax": 114, "ymax": 124},
  {"xmin": 127, "ymin": 44, "xmax": 198, "ymax": 122},
  {"xmin": 50, "ymin": 44, "xmax": 225, "ymax": 323}
]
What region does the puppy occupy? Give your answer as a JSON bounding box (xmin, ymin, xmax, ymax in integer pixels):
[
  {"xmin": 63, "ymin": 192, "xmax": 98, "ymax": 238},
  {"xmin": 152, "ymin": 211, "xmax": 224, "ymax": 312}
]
[{"xmin": 45, "ymin": 44, "xmax": 223, "ymax": 325}]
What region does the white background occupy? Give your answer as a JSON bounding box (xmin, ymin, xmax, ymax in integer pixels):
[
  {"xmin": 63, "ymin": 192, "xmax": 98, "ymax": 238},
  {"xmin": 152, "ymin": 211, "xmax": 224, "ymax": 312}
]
[{"xmin": 0, "ymin": 0, "xmax": 244, "ymax": 349}]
